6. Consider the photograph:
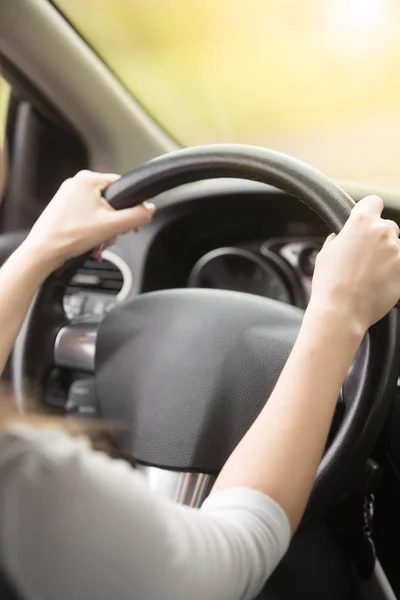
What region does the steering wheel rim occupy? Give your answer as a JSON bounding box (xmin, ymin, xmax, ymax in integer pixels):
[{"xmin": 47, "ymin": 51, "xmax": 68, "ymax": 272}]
[{"xmin": 12, "ymin": 144, "xmax": 400, "ymax": 518}]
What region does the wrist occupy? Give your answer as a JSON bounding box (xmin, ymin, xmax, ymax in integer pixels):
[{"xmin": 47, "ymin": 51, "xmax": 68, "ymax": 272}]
[
  {"xmin": 304, "ymin": 299, "xmax": 366, "ymax": 344},
  {"xmin": 15, "ymin": 238, "xmax": 63, "ymax": 277}
]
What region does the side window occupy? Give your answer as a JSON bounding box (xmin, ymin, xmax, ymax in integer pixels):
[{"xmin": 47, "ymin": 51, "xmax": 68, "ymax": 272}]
[
  {"xmin": 0, "ymin": 68, "xmax": 88, "ymax": 232},
  {"xmin": 0, "ymin": 75, "xmax": 10, "ymax": 146},
  {"xmin": 0, "ymin": 75, "xmax": 10, "ymax": 200}
]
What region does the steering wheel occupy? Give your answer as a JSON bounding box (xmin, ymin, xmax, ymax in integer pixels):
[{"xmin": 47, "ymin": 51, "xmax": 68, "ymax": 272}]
[{"xmin": 12, "ymin": 145, "xmax": 400, "ymax": 518}]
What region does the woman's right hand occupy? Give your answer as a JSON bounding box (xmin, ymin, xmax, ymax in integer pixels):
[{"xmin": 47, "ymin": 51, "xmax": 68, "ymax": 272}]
[
  {"xmin": 310, "ymin": 195, "xmax": 400, "ymax": 333},
  {"xmin": 24, "ymin": 170, "xmax": 155, "ymax": 271}
]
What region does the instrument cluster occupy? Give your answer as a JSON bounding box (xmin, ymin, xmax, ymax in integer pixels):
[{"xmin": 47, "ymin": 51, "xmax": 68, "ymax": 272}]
[{"xmin": 188, "ymin": 238, "xmax": 324, "ymax": 308}]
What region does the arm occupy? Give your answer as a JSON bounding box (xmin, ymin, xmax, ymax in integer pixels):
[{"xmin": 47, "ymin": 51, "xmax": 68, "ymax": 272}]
[
  {"xmin": 213, "ymin": 196, "xmax": 400, "ymax": 531},
  {"xmin": 0, "ymin": 246, "xmax": 55, "ymax": 376},
  {"xmin": 0, "ymin": 171, "xmax": 155, "ymax": 377},
  {"xmin": 212, "ymin": 301, "xmax": 362, "ymax": 531}
]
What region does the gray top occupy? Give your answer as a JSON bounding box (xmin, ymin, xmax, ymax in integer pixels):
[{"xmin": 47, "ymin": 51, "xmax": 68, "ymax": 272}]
[{"xmin": 0, "ymin": 425, "xmax": 290, "ymax": 600}]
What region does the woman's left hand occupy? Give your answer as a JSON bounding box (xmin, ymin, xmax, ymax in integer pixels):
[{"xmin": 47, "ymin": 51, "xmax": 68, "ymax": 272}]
[{"xmin": 25, "ymin": 170, "xmax": 155, "ymax": 269}]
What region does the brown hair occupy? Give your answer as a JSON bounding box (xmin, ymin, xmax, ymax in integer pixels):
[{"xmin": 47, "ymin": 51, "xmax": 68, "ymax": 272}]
[{"xmin": 0, "ymin": 384, "xmax": 128, "ymax": 459}]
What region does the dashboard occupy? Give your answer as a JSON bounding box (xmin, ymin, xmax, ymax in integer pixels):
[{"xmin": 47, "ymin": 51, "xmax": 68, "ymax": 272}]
[{"xmin": 64, "ymin": 237, "xmax": 321, "ymax": 320}]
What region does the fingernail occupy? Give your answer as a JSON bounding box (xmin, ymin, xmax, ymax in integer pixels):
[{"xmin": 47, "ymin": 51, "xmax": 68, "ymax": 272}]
[
  {"xmin": 93, "ymin": 243, "xmax": 106, "ymax": 261},
  {"xmin": 143, "ymin": 201, "xmax": 156, "ymax": 213}
]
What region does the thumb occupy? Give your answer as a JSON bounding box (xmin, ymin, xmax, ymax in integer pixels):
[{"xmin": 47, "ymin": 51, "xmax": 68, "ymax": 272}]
[
  {"xmin": 322, "ymin": 233, "xmax": 336, "ymax": 249},
  {"xmin": 315, "ymin": 233, "xmax": 336, "ymax": 265},
  {"xmin": 109, "ymin": 201, "xmax": 156, "ymax": 235}
]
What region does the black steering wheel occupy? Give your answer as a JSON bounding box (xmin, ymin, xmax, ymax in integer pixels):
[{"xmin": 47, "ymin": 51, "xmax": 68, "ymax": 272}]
[{"xmin": 12, "ymin": 145, "xmax": 400, "ymax": 518}]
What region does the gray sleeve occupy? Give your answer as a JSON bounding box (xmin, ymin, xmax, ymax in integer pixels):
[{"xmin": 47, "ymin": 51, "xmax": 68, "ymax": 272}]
[{"xmin": 0, "ymin": 425, "xmax": 291, "ymax": 600}]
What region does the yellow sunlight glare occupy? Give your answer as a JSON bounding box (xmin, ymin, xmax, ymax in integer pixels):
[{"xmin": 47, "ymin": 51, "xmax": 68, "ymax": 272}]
[
  {"xmin": 325, "ymin": 0, "xmax": 394, "ymax": 57},
  {"xmin": 341, "ymin": 0, "xmax": 389, "ymax": 31}
]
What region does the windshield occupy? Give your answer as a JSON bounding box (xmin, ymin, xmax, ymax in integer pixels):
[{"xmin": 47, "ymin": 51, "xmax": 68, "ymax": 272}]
[{"xmin": 56, "ymin": 0, "xmax": 400, "ymax": 188}]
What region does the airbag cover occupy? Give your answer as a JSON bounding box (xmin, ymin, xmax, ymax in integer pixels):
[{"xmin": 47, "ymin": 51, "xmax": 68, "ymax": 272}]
[{"xmin": 95, "ymin": 288, "xmax": 303, "ymax": 472}]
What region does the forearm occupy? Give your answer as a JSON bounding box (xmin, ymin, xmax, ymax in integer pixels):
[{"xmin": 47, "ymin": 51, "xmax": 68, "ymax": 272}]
[
  {"xmin": 0, "ymin": 242, "xmax": 56, "ymax": 377},
  {"xmin": 213, "ymin": 302, "xmax": 364, "ymax": 531}
]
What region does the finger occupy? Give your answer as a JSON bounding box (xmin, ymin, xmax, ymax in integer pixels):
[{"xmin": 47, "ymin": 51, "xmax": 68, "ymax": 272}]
[
  {"xmin": 383, "ymin": 219, "xmax": 400, "ymax": 238},
  {"xmin": 97, "ymin": 174, "xmax": 121, "ymax": 190},
  {"xmin": 321, "ymin": 233, "xmax": 336, "ymax": 249},
  {"xmin": 351, "ymin": 195, "xmax": 384, "ymax": 218},
  {"xmin": 92, "ymin": 243, "xmax": 106, "ymax": 261},
  {"xmin": 96, "ymin": 175, "xmax": 121, "ymax": 198},
  {"xmin": 108, "ymin": 202, "xmax": 156, "ymax": 235},
  {"xmin": 92, "ymin": 236, "xmax": 118, "ymax": 260},
  {"xmin": 315, "ymin": 234, "xmax": 335, "ymax": 265},
  {"xmin": 105, "ymin": 236, "xmax": 117, "ymax": 248},
  {"xmin": 74, "ymin": 170, "xmax": 121, "ymax": 188}
]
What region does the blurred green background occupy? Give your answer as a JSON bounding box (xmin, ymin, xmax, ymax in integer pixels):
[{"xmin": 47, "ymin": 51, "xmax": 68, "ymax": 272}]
[{"xmin": 4, "ymin": 0, "xmax": 400, "ymax": 187}]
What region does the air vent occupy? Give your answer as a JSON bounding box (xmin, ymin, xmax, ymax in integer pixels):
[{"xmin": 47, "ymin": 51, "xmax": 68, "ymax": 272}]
[
  {"xmin": 64, "ymin": 250, "xmax": 132, "ymax": 319},
  {"xmin": 67, "ymin": 257, "xmax": 123, "ymax": 296}
]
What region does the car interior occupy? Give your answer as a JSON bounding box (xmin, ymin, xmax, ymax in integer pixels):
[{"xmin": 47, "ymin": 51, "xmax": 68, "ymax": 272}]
[{"xmin": 1, "ymin": 1, "xmax": 400, "ymax": 599}]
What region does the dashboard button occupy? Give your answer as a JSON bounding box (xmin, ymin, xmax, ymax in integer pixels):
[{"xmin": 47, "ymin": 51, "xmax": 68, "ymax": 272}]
[
  {"xmin": 66, "ymin": 378, "xmax": 98, "ymax": 416},
  {"xmin": 85, "ymin": 294, "xmax": 109, "ymax": 317},
  {"xmin": 92, "ymin": 299, "xmax": 106, "ymax": 316},
  {"xmin": 65, "ymin": 294, "xmax": 86, "ymax": 318}
]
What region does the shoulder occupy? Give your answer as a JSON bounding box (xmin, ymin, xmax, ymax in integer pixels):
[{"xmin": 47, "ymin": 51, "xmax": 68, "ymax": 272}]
[
  {"xmin": 0, "ymin": 423, "xmax": 91, "ymax": 460},
  {"xmin": 0, "ymin": 424, "xmax": 96, "ymax": 486},
  {"xmin": 0, "ymin": 423, "xmax": 147, "ymax": 494}
]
